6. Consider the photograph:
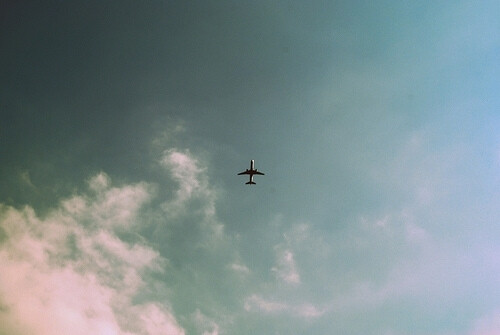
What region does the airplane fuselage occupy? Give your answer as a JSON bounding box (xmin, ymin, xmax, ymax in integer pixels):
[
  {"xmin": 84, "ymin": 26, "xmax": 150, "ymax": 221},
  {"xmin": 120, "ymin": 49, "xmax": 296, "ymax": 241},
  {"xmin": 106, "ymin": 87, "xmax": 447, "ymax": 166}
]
[{"xmin": 238, "ymin": 160, "xmax": 265, "ymax": 185}]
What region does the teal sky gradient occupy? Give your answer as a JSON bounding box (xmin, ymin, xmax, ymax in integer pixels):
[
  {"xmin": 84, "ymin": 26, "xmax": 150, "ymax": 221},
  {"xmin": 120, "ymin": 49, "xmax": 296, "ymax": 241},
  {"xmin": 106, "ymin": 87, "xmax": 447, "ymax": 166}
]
[{"xmin": 1, "ymin": 1, "xmax": 499, "ymax": 334}]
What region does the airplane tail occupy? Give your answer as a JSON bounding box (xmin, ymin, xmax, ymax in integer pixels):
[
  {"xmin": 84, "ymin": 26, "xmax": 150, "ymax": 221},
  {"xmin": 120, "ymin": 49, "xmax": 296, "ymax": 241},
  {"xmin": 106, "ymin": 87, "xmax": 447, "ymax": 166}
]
[{"xmin": 245, "ymin": 181, "xmax": 256, "ymax": 185}]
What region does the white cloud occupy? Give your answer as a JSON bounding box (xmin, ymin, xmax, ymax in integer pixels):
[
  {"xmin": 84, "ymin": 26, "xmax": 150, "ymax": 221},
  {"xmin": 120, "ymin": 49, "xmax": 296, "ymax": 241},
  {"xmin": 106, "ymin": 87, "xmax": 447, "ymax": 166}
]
[
  {"xmin": 244, "ymin": 295, "xmax": 325, "ymax": 319},
  {"xmin": 272, "ymin": 249, "xmax": 300, "ymax": 285},
  {"xmin": 90, "ymin": 178, "xmax": 152, "ymax": 229},
  {"xmin": 0, "ymin": 149, "xmax": 238, "ymax": 335},
  {"xmin": 244, "ymin": 295, "xmax": 288, "ymax": 313},
  {"xmin": 160, "ymin": 149, "xmax": 223, "ymax": 242},
  {"xmin": 0, "ymin": 174, "xmax": 185, "ymax": 335},
  {"xmin": 88, "ymin": 172, "xmax": 110, "ymax": 192},
  {"xmin": 404, "ymin": 220, "xmax": 429, "ymax": 244},
  {"xmin": 241, "ymin": 222, "xmax": 331, "ymax": 322},
  {"xmin": 161, "ymin": 149, "xmax": 204, "ymax": 201},
  {"xmin": 269, "ymin": 224, "xmax": 319, "ymax": 286}
]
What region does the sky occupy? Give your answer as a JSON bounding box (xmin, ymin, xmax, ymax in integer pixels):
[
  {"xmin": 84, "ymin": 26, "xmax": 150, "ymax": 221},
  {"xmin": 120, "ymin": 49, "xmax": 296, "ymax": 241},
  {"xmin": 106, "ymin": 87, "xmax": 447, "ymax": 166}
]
[{"xmin": 0, "ymin": 1, "xmax": 499, "ymax": 334}]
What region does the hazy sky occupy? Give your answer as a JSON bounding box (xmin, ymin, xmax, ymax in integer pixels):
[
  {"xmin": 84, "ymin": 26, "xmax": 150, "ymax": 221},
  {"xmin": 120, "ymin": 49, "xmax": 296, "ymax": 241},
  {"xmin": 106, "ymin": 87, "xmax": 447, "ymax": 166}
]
[{"xmin": 1, "ymin": 1, "xmax": 499, "ymax": 334}]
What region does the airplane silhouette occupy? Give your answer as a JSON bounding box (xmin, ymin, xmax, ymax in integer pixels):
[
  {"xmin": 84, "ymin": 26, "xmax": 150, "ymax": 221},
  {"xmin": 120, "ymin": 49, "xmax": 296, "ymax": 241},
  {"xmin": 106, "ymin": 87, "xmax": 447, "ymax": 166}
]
[{"xmin": 237, "ymin": 160, "xmax": 265, "ymax": 185}]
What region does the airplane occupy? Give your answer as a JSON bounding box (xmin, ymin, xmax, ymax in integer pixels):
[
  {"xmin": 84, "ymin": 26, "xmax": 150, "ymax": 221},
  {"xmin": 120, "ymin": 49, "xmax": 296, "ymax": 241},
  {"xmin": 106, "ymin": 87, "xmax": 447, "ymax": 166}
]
[{"xmin": 237, "ymin": 160, "xmax": 265, "ymax": 185}]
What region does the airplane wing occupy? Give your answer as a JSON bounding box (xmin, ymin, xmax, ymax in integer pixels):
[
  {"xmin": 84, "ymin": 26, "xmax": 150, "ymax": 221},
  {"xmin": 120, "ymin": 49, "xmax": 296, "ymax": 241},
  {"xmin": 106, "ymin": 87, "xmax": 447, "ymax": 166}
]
[
  {"xmin": 237, "ymin": 171, "xmax": 251, "ymax": 175},
  {"xmin": 254, "ymin": 171, "xmax": 265, "ymax": 175}
]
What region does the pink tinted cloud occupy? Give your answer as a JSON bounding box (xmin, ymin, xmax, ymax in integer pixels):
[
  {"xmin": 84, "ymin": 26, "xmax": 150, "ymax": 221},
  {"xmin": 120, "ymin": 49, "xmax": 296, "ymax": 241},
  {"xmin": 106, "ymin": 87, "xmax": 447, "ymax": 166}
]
[{"xmin": 0, "ymin": 173, "xmax": 184, "ymax": 335}]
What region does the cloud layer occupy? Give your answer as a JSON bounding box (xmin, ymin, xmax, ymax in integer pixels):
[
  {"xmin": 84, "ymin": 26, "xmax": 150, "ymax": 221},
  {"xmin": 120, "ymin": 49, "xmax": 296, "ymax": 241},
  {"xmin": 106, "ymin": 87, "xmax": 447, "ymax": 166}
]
[{"xmin": 1, "ymin": 144, "xmax": 499, "ymax": 334}]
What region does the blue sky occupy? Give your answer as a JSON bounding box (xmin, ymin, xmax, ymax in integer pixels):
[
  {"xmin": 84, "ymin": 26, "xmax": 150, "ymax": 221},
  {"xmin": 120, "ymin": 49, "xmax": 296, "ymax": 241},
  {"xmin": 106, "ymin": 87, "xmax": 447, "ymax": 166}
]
[{"xmin": 1, "ymin": 1, "xmax": 499, "ymax": 334}]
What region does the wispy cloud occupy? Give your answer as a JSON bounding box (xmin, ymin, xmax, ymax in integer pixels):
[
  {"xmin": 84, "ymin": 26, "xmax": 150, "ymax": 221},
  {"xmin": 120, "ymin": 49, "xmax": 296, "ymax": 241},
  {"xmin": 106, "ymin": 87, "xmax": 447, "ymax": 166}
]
[
  {"xmin": 192, "ymin": 309, "xmax": 220, "ymax": 335},
  {"xmin": 272, "ymin": 248, "xmax": 300, "ymax": 285},
  {"xmin": 244, "ymin": 295, "xmax": 325, "ymax": 319},
  {"xmin": 161, "ymin": 149, "xmax": 204, "ymax": 202},
  {"xmin": 19, "ymin": 170, "xmax": 35, "ymax": 189},
  {"xmin": 229, "ymin": 263, "xmax": 251, "ymax": 276},
  {"xmin": 160, "ymin": 149, "xmax": 223, "ymax": 242},
  {"xmin": 469, "ymin": 309, "xmax": 500, "ymax": 335},
  {"xmin": 242, "ymin": 222, "xmax": 328, "ymax": 321},
  {"xmin": 329, "ymin": 216, "xmax": 500, "ymax": 318}
]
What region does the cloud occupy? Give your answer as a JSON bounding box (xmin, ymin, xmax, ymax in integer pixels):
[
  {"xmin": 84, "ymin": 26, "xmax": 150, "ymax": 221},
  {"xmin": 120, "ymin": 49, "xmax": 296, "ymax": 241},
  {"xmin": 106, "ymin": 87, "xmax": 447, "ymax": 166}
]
[
  {"xmin": 272, "ymin": 249, "xmax": 300, "ymax": 285},
  {"xmin": 0, "ymin": 173, "xmax": 185, "ymax": 335},
  {"xmin": 160, "ymin": 149, "xmax": 223, "ymax": 242},
  {"xmin": 86, "ymin": 173, "xmax": 152, "ymax": 229},
  {"xmin": 161, "ymin": 149, "xmax": 204, "ymax": 202},
  {"xmin": 229, "ymin": 263, "xmax": 250, "ymax": 276},
  {"xmin": 244, "ymin": 294, "xmax": 288, "ymax": 313},
  {"xmin": 244, "ymin": 295, "xmax": 325, "ymax": 319},
  {"xmin": 241, "ymin": 222, "xmax": 330, "ymax": 321},
  {"xmin": 359, "ymin": 209, "xmax": 430, "ymax": 246},
  {"xmin": 19, "ymin": 171, "xmax": 35, "ymax": 189},
  {"xmin": 268, "ymin": 224, "xmax": 318, "ymax": 286},
  {"xmin": 192, "ymin": 309, "xmax": 220, "ymax": 335},
  {"xmin": 469, "ymin": 309, "xmax": 500, "ymax": 335},
  {"xmin": 0, "ymin": 149, "xmax": 244, "ymax": 335},
  {"xmin": 328, "ymin": 231, "xmax": 499, "ymax": 319}
]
